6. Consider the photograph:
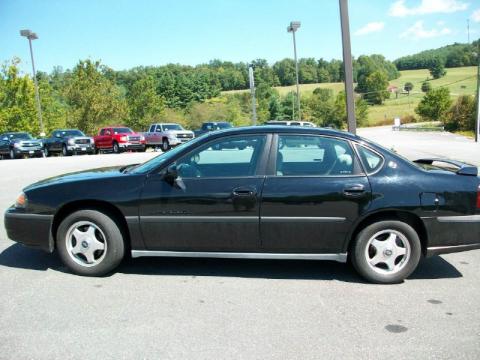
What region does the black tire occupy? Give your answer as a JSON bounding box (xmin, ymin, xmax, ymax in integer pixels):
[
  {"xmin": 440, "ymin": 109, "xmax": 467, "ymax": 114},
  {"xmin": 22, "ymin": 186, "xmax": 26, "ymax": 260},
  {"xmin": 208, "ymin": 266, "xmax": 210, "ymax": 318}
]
[
  {"xmin": 113, "ymin": 141, "xmax": 120, "ymax": 154},
  {"xmin": 56, "ymin": 209, "xmax": 125, "ymax": 276},
  {"xmin": 62, "ymin": 144, "xmax": 70, "ymax": 156},
  {"xmin": 44, "ymin": 147, "xmax": 50, "ymax": 157},
  {"xmin": 162, "ymin": 138, "xmax": 170, "ymax": 152},
  {"xmin": 351, "ymin": 220, "xmax": 421, "ymax": 284},
  {"xmin": 9, "ymin": 148, "xmax": 16, "ymax": 160}
]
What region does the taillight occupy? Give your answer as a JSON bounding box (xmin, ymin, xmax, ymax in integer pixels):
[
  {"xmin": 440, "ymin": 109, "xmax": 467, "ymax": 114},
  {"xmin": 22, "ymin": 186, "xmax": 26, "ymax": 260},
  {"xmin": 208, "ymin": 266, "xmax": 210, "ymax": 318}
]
[{"xmin": 477, "ymin": 185, "xmax": 480, "ymax": 209}]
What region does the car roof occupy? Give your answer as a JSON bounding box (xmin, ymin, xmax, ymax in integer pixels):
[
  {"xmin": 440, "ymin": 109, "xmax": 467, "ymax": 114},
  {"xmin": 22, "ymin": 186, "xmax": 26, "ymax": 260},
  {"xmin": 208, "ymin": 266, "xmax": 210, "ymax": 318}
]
[
  {"xmin": 2, "ymin": 132, "xmax": 29, "ymax": 135},
  {"xmin": 209, "ymin": 125, "xmax": 360, "ymax": 141}
]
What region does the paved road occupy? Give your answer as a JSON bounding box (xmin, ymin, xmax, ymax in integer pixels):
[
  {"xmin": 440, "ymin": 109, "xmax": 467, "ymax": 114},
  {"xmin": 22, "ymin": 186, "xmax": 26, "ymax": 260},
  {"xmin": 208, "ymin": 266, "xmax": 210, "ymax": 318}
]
[{"xmin": 0, "ymin": 130, "xmax": 479, "ymax": 359}]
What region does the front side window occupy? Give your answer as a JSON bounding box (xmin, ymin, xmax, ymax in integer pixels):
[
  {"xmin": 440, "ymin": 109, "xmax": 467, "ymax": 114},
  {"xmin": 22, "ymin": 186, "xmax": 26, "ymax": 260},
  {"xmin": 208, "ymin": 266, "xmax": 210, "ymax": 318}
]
[
  {"xmin": 276, "ymin": 135, "xmax": 358, "ymax": 176},
  {"xmin": 175, "ymin": 135, "xmax": 266, "ymax": 178}
]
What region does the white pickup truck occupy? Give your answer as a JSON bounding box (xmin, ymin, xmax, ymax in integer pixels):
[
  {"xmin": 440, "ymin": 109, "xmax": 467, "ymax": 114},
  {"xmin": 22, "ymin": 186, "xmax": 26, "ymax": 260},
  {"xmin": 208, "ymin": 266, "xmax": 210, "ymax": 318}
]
[{"xmin": 143, "ymin": 123, "xmax": 195, "ymax": 151}]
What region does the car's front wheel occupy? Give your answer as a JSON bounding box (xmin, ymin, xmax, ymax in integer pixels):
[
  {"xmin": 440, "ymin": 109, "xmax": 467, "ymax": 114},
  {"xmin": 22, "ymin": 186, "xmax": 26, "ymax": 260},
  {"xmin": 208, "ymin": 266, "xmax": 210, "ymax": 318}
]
[
  {"xmin": 9, "ymin": 149, "xmax": 16, "ymax": 160},
  {"xmin": 351, "ymin": 220, "xmax": 421, "ymax": 284},
  {"xmin": 162, "ymin": 138, "xmax": 170, "ymax": 152},
  {"xmin": 56, "ymin": 209, "xmax": 125, "ymax": 276}
]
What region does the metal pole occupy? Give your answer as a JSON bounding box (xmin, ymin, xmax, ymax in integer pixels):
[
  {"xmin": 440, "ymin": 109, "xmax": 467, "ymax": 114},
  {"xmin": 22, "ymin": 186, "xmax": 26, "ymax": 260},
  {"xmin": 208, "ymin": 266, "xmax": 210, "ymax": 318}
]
[
  {"xmin": 28, "ymin": 37, "xmax": 45, "ymax": 136},
  {"xmin": 248, "ymin": 65, "xmax": 257, "ymax": 125},
  {"xmin": 339, "ymin": 0, "xmax": 356, "ymax": 134},
  {"xmin": 292, "ymin": 30, "xmax": 301, "ymax": 121},
  {"xmin": 475, "ymin": 43, "xmax": 480, "ymax": 143}
]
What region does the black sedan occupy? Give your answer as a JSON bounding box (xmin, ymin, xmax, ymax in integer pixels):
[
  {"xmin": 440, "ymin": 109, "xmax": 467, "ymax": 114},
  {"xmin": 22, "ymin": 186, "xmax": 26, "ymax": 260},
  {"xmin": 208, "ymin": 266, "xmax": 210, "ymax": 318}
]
[{"xmin": 4, "ymin": 126, "xmax": 480, "ymax": 283}]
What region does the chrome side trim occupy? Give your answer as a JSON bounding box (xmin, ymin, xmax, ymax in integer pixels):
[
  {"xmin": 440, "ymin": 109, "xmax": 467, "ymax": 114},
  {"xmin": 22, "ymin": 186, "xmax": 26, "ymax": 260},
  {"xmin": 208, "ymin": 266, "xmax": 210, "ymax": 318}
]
[
  {"xmin": 427, "ymin": 243, "xmax": 480, "ymax": 252},
  {"xmin": 261, "ymin": 216, "xmax": 346, "ymax": 223},
  {"xmin": 437, "ymin": 215, "xmax": 480, "ymax": 223},
  {"xmin": 131, "ymin": 250, "xmax": 348, "ymax": 262},
  {"xmin": 140, "ymin": 216, "xmax": 258, "ymax": 223},
  {"xmin": 5, "ymin": 213, "xmax": 53, "ymax": 220}
]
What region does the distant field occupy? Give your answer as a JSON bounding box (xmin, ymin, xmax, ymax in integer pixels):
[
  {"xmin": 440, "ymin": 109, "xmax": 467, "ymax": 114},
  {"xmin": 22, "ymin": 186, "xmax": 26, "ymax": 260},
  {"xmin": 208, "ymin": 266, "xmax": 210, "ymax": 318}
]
[{"xmin": 223, "ymin": 66, "xmax": 477, "ymax": 126}]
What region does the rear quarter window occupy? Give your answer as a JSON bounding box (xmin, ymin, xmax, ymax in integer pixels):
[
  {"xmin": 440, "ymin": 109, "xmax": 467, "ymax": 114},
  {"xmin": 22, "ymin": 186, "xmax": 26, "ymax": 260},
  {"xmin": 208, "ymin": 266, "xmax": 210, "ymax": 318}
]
[{"xmin": 356, "ymin": 145, "xmax": 384, "ymax": 174}]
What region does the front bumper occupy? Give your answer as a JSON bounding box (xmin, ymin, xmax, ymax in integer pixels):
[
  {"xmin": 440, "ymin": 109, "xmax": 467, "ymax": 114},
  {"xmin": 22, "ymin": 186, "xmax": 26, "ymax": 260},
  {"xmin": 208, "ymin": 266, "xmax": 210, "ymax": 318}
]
[
  {"xmin": 169, "ymin": 138, "xmax": 193, "ymax": 146},
  {"xmin": 67, "ymin": 144, "xmax": 95, "ymax": 153},
  {"xmin": 14, "ymin": 147, "xmax": 43, "ymax": 156},
  {"xmin": 119, "ymin": 142, "xmax": 146, "ymax": 150},
  {"xmin": 4, "ymin": 207, "xmax": 53, "ymax": 252}
]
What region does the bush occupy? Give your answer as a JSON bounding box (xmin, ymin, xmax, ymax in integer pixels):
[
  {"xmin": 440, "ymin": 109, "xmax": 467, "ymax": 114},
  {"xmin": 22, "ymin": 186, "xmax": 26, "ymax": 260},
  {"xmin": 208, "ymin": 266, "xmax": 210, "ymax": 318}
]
[
  {"xmin": 444, "ymin": 95, "xmax": 476, "ymax": 132},
  {"xmin": 421, "ymin": 81, "xmax": 431, "ymax": 93},
  {"xmin": 415, "ymin": 87, "xmax": 452, "ymax": 122}
]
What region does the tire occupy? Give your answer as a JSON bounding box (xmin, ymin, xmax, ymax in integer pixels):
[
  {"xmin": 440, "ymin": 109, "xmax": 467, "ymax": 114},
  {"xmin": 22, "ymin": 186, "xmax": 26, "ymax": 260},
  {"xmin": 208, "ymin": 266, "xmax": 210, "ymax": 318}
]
[
  {"xmin": 44, "ymin": 147, "xmax": 50, "ymax": 157},
  {"xmin": 9, "ymin": 149, "xmax": 16, "ymax": 160},
  {"xmin": 351, "ymin": 220, "xmax": 421, "ymax": 284},
  {"xmin": 162, "ymin": 139, "xmax": 170, "ymax": 152},
  {"xmin": 56, "ymin": 209, "xmax": 125, "ymax": 276},
  {"xmin": 62, "ymin": 144, "xmax": 70, "ymax": 156},
  {"xmin": 113, "ymin": 141, "xmax": 120, "ymax": 154}
]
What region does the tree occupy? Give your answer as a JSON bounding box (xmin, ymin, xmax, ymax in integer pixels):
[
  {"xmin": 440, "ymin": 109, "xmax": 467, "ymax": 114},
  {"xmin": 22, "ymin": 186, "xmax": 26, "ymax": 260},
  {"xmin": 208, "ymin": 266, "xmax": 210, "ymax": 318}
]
[
  {"xmin": 272, "ymin": 59, "xmax": 296, "ymax": 86},
  {"xmin": 428, "ymin": 58, "xmax": 446, "ymax": 79},
  {"xmin": 444, "ymin": 95, "xmax": 475, "ymax": 132},
  {"xmin": 360, "ymin": 70, "xmax": 390, "ymax": 105},
  {"xmin": 127, "ymin": 75, "xmax": 165, "ymax": 131},
  {"xmin": 415, "ymin": 87, "xmax": 452, "ymax": 122},
  {"xmin": 421, "ymin": 81, "xmax": 431, "ymax": 93},
  {"xmin": 404, "ymin": 82, "xmax": 414, "ymax": 94},
  {"xmin": 63, "ymin": 59, "xmax": 128, "ymax": 134},
  {"xmin": 333, "ymin": 91, "xmax": 369, "ymax": 128},
  {"xmin": 0, "ymin": 58, "xmax": 38, "ymax": 134}
]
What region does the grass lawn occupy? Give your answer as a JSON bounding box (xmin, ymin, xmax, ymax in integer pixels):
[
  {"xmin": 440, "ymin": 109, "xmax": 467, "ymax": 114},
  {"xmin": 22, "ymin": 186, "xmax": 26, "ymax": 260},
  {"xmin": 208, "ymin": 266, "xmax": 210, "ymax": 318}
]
[{"xmin": 223, "ymin": 66, "xmax": 477, "ymax": 127}]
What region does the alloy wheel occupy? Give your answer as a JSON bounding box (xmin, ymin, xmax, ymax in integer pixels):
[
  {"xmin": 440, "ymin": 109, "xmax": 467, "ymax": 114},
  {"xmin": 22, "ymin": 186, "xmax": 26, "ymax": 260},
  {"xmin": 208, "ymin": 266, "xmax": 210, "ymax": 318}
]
[
  {"xmin": 365, "ymin": 229, "xmax": 411, "ymax": 275},
  {"xmin": 65, "ymin": 221, "xmax": 107, "ymax": 267}
]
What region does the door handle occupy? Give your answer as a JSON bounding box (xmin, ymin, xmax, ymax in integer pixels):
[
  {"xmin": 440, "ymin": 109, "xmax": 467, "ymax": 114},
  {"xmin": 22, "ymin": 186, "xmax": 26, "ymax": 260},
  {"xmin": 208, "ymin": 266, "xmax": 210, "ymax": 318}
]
[
  {"xmin": 232, "ymin": 187, "xmax": 256, "ymax": 197},
  {"xmin": 343, "ymin": 184, "xmax": 366, "ymax": 197}
]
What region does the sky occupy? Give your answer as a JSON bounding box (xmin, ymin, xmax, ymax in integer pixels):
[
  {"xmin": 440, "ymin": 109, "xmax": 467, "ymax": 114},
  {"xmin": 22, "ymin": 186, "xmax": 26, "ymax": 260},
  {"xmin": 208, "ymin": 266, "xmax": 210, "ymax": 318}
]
[{"xmin": 1, "ymin": 0, "xmax": 479, "ymax": 74}]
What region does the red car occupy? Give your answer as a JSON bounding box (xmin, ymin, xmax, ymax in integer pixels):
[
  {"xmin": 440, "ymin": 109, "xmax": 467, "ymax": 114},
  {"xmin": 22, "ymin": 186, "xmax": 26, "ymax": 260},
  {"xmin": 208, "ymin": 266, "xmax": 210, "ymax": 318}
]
[{"xmin": 94, "ymin": 127, "xmax": 146, "ymax": 153}]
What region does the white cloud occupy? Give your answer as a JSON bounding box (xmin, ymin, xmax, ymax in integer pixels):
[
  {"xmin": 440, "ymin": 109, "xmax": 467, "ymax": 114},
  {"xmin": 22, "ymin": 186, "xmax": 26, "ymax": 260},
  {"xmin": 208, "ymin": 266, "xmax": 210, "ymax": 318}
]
[
  {"xmin": 390, "ymin": 0, "xmax": 469, "ymax": 17},
  {"xmin": 354, "ymin": 22, "xmax": 385, "ymax": 36},
  {"xmin": 472, "ymin": 9, "xmax": 480, "ymax": 22},
  {"xmin": 400, "ymin": 21, "xmax": 452, "ymax": 39}
]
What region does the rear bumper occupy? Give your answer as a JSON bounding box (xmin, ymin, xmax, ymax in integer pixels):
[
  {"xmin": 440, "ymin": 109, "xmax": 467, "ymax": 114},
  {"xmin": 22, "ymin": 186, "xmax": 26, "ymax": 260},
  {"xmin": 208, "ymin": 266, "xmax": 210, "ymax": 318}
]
[
  {"xmin": 423, "ymin": 215, "xmax": 480, "ymax": 256},
  {"xmin": 4, "ymin": 208, "xmax": 53, "ymax": 252}
]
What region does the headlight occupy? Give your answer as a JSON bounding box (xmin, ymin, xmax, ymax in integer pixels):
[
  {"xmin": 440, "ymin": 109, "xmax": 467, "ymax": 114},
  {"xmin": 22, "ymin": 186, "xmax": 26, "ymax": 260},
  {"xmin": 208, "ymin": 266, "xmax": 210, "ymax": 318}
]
[
  {"xmin": 15, "ymin": 192, "xmax": 27, "ymax": 208},
  {"xmin": 168, "ymin": 134, "xmax": 177, "ymax": 140},
  {"xmin": 68, "ymin": 139, "xmax": 75, "ymax": 145},
  {"xmin": 120, "ymin": 136, "xmax": 127, "ymax": 141},
  {"xmin": 140, "ymin": 135, "xmax": 145, "ymax": 141},
  {"xmin": 13, "ymin": 143, "xmax": 21, "ymax": 148}
]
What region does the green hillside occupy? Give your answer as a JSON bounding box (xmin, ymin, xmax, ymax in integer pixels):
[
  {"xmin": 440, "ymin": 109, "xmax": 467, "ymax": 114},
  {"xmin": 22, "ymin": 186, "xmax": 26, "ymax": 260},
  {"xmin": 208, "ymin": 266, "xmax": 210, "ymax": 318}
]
[{"xmin": 223, "ymin": 66, "xmax": 477, "ymax": 126}]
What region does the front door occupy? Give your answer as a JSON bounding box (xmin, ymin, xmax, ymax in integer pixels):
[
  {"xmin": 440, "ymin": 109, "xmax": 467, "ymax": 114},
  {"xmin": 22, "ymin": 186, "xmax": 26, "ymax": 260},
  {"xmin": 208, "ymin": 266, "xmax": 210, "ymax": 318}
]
[
  {"xmin": 139, "ymin": 134, "xmax": 270, "ymax": 252},
  {"xmin": 260, "ymin": 134, "xmax": 372, "ymax": 254}
]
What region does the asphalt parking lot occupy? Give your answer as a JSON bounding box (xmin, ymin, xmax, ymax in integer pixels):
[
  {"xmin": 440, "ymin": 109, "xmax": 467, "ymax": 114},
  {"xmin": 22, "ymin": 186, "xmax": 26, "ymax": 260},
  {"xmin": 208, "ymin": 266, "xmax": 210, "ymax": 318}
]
[{"xmin": 1, "ymin": 129, "xmax": 479, "ymax": 359}]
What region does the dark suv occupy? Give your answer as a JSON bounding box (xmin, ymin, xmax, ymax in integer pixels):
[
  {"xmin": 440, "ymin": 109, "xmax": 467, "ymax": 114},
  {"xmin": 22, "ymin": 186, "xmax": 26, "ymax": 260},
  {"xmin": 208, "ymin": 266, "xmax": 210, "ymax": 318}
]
[
  {"xmin": 43, "ymin": 129, "xmax": 95, "ymax": 156},
  {"xmin": 0, "ymin": 132, "xmax": 44, "ymax": 159}
]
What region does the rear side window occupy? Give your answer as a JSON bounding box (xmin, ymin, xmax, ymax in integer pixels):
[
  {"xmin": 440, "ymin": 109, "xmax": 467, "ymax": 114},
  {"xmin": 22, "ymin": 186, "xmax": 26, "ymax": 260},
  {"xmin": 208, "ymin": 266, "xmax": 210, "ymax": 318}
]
[
  {"xmin": 276, "ymin": 135, "xmax": 359, "ymax": 176},
  {"xmin": 356, "ymin": 145, "xmax": 384, "ymax": 174}
]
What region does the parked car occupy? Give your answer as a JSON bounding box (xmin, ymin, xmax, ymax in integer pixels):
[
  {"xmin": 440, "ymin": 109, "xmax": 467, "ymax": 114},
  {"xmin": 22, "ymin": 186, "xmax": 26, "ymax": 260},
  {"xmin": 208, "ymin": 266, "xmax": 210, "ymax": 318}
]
[
  {"xmin": 94, "ymin": 127, "xmax": 146, "ymax": 153},
  {"xmin": 143, "ymin": 123, "xmax": 194, "ymax": 151},
  {"xmin": 266, "ymin": 120, "xmax": 317, "ymax": 127},
  {"xmin": 194, "ymin": 121, "xmax": 233, "ymax": 137},
  {"xmin": 0, "ymin": 132, "xmax": 43, "ymax": 159},
  {"xmin": 43, "ymin": 129, "xmax": 95, "ymax": 157},
  {"xmin": 4, "ymin": 126, "xmax": 480, "ymax": 283}
]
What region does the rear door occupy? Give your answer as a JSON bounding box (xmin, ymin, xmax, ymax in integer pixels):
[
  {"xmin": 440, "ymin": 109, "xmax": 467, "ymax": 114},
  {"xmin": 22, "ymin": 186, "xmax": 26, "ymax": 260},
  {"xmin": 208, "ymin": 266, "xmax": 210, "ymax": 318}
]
[
  {"xmin": 260, "ymin": 134, "xmax": 371, "ymax": 254},
  {"xmin": 139, "ymin": 133, "xmax": 271, "ymax": 252}
]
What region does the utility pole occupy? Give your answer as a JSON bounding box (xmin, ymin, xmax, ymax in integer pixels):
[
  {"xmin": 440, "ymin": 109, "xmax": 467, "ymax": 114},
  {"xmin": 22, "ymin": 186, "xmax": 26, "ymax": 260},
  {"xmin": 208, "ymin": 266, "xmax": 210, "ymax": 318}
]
[
  {"xmin": 339, "ymin": 0, "xmax": 356, "ymax": 134},
  {"xmin": 248, "ymin": 64, "xmax": 257, "ymax": 125},
  {"xmin": 475, "ymin": 42, "xmax": 480, "ymax": 142},
  {"xmin": 287, "ymin": 21, "xmax": 301, "ymax": 121},
  {"xmin": 20, "ymin": 29, "xmax": 45, "ymax": 136}
]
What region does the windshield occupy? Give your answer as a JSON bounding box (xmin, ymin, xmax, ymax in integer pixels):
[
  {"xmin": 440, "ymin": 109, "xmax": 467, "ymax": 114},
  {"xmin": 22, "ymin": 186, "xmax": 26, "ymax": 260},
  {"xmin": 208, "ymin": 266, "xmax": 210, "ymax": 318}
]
[
  {"xmin": 113, "ymin": 128, "xmax": 134, "ymax": 134},
  {"xmin": 5, "ymin": 133, "xmax": 32, "ymax": 140},
  {"xmin": 163, "ymin": 124, "xmax": 183, "ymax": 131},
  {"xmin": 129, "ymin": 135, "xmax": 205, "ymax": 174},
  {"xmin": 60, "ymin": 130, "xmax": 85, "ymax": 137},
  {"xmin": 215, "ymin": 123, "xmax": 232, "ymax": 129}
]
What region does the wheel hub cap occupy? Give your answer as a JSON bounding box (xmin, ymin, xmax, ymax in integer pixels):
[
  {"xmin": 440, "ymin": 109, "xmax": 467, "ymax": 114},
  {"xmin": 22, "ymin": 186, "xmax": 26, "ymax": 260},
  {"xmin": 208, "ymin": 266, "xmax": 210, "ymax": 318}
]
[
  {"xmin": 365, "ymin": 229, "xmax": 411, "ymax": 275},
  {"xmin": 65, "ymin": 221, "xmax": 107, "ymax": 267}
]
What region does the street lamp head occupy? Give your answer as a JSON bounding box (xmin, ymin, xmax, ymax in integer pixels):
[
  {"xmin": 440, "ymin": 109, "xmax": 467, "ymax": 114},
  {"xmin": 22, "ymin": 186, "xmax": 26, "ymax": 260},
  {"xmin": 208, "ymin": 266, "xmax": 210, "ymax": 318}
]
[
  {"xmin": 20, "ymin": 29, "xmax": 38, "ymax": 40},
  {"xmin": 287, "ymin": 21, "xmax": 301, "ymax": 32}
]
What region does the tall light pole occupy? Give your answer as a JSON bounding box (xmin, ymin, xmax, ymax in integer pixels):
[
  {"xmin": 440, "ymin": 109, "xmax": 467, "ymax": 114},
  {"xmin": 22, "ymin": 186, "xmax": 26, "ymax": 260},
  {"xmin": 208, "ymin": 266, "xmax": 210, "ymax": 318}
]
[
  {"xmin": 20, "ymin": 29, "xmax": 45, "ymax": 136},
  {"xmin": 287, "ymin": 21, "xmax": 301, "ymax": 121},
  {"xmin": 475, "ymin": 42, "xmax": 480, "ymax": 143},
  {"xmin": 248, "ymin": 64, "xmax": 257, "ymax": 125},
  {"xmin": 339, "ymin": 0, "xmax": 356, "ymax": 134}
]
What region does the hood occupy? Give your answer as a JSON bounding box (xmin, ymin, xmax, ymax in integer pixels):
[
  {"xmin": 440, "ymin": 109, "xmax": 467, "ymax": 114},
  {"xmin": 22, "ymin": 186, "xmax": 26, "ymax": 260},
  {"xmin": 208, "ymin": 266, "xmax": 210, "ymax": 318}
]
[
  {"xmin": 24, "ymin": 166, "xmax": 128, "ymax": 191},
  {"xmin": 165, "ymin": 130, "xmax": 194, "ymax": 135},
  {"xmin": 65, "ymin": 135, "xmax": 93, "ymax": 140},
  {"xmin": 13, "ymin": 138, "xmax": 43, "ymax": 146}
]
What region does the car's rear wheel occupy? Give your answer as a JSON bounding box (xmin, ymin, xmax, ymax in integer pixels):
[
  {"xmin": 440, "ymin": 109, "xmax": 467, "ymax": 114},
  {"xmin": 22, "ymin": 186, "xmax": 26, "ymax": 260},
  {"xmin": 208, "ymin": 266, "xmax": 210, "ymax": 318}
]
[
  {"xmin": 351, "ymin": 220, "xmax": 421, "ymax": 284},
  {"xmin": 56, "ymin": 209, "xmax": 125, "ymax": 276}
]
